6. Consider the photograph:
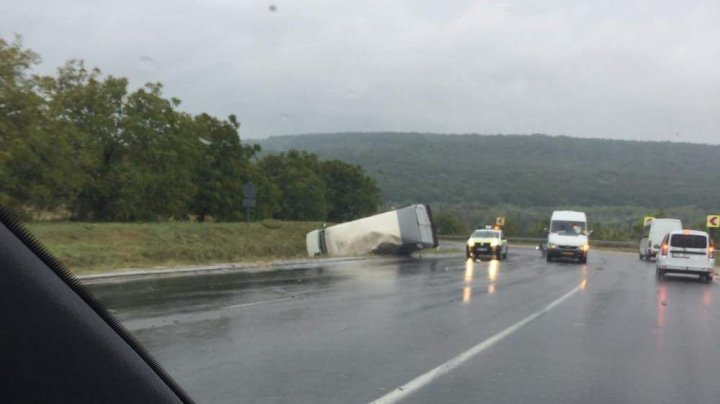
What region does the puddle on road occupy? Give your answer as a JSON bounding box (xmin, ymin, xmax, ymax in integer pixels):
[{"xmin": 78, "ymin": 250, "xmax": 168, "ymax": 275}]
[
  {"xmin": 86, "ymin": 257, "xmax": 459, "ymax": 321},
  {"xmin": 87, "ymin": 266, "xmax": 343, "ymax": 320}
]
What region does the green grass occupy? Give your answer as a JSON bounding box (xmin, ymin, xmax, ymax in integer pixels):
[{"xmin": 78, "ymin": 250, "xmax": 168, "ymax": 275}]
[{"xmin": 26, "ymin": 221, "xmax": 323, "ymax": 274}]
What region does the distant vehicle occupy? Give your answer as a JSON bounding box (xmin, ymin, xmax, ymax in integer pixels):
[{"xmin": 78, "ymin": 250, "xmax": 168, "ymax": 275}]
[
  {"xmin": 466, "ymin": 227, "xmax": 508, "ymax": 260},
  {"xmin": 545, "ymin": 211, "xmax": 590, "ymax": 263},
  {"xmin": 305, "ymin": 204, "xmax": 437, "ymax": 257},
  {"xmin": 656, "ymin": 230, "xmax": 715, "ymax": 282},
  {"xmin": 639, "ymin": 218, "xmax": 682, "ymax": 261}
]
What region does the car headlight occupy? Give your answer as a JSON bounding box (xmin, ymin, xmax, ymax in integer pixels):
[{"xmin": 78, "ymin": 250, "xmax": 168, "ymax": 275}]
[
  {"xmin": 490, "ymin": 240, "xmax": 499, "ymax": 247},
  {"xmin": 582, "ymin": 243, "xmax": 590, "ymax": 252},
  {"xmin": 467, "ymin": 240, "xmax": 474, "ymax": 247},
  {"xmin": 548, "ymin": 243, "xmax": 558, "ymax": 249}
]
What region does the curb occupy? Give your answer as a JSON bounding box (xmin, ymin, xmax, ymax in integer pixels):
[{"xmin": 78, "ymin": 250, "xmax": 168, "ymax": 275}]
[{"xmin": 77, "ymin": 256, "xmax": 369, "ymax": 283}]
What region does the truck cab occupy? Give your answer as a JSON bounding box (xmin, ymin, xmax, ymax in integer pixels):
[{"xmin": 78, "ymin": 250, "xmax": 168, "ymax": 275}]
[
  {"xmin": 466, "ymin": 227, "xmax": 508, "ymax": 260},
  {"xmin": 546, "ymin": 211, "xmax": 589, "ymax": 263}
]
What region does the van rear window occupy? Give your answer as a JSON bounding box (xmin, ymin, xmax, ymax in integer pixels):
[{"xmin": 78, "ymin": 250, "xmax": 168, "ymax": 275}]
[{"xmin": 670, "ymin": 235, "xmax": 707, "ymax": 249}]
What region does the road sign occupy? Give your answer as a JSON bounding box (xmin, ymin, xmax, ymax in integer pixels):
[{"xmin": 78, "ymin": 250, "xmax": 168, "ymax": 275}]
[
  {"xmin": 243, "ymin": 182, "xmax": 257, "ymax": 208},
  {"xmin": 243, "ymin": 182, "xmax": 257, "ymax": 199},
  {"xmin": 243, "ymin": 182, "xmax": 257, "ymax": 224},
  {"xmin": 496, "ymin": 217, "xmax": 505, "ymax": 226},
  {"xmin": 707, "ymin": 215, "xmax": 720, "ymax": 228},
  {"xmin": 643, "ymin": 216, "xmax": 655, "ymax": 226}
]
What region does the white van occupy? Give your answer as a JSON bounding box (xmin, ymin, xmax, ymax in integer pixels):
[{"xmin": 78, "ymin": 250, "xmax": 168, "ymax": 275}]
[
  {"xmin": 656, "ymin": 230, "xmax": 715, "ymax": 282},
  {"xmin": 546, "ymin": 211, "xmax": 590, "ymax": 263},
  {"xmin": 639, "ymin": 218, "xmax": 682, "ymax": 261}
]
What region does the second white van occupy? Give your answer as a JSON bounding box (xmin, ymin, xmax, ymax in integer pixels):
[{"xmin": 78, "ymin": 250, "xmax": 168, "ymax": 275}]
[{"xmin": 639, "ymin": 218, "xmax": 682, "ymax": 261}]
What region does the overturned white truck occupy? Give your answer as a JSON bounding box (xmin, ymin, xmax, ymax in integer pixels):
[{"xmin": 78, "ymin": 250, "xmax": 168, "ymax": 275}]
[{"xmin": 306, "ymin": 204, "xmax": 438, "ymax": 257}]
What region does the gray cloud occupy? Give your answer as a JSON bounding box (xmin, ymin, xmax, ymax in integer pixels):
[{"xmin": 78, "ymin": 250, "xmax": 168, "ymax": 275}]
[{"xmin": 2, "ymin": 0, "xmax": 719, "ymax": 143}]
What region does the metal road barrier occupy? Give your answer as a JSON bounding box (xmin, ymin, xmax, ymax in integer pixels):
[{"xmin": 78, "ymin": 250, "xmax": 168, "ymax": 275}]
[{"xmin": 438, "ymin": 235, "xmax": 637, "ymax": 250}]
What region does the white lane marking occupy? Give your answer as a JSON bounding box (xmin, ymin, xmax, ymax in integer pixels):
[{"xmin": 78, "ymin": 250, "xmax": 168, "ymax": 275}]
[{"xmin": 370, "ymin": 283, "xmax": 583, "ymax": 404}]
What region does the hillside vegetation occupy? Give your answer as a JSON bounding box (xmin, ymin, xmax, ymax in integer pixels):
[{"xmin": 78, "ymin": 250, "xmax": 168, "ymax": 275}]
[{"xmin": 258, "ymin": 133, "xmax": 720, "ymax": 209}]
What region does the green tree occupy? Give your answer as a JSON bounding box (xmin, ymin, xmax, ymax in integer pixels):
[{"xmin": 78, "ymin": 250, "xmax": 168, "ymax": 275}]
[
  {"xmin": 433, "ymin": 211, "xmax": 467, "ymax": 235},
  {"xmin": 190, "ymin": 113, "xmax": 273, "ymax": 221},
  {"xmin": 38, "ymin": 63, "xmax": 201, "ymax": 221},
  {"xmin": 259, "ymin": 150, "xmax": 328, "ymax": 220},
  {"xmin": 0, "ymin": 36, "xmax": 73, "ymax": 214},
  {"xmin": 320, "ymin": 160, "xmax": 380, "ymax": 222},
  {"xmin": 526, "ymin": 221, "xmax": 549, "ymax": 237},
  {"xmin": 109, "ymin": 83, "xmax": 200, "ymax": 220},
  {"xmin": 502, "ymin": 219, "xmax": 521, "ymax": 237},
  {"xmin": 1, "ymin": 38, "xmax": 375, "ymax": 223},
  {"xmin": 35, "ymin": 60, "xmax": 130, "ymax": 219}
]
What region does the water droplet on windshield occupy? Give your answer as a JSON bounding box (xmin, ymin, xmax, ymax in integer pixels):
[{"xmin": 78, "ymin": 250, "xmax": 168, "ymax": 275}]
[{"xmin": 138, "ymin": 55, "xmax": 156, "ymax": 71}]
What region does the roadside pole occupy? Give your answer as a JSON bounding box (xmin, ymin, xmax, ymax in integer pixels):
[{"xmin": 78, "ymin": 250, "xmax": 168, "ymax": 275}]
[
  {"xmin": 243, "ymin": 182, "xmax": 257, "ymax": 228},
  {"xmin": 706, "ymin": 215, "xmax": 719, "ymax": 257}
]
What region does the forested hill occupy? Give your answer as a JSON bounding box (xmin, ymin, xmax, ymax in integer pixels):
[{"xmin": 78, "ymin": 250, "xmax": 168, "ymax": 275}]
[{"xmin": 257, "ymin": 133, "xmax": 720, "ymax": 209}]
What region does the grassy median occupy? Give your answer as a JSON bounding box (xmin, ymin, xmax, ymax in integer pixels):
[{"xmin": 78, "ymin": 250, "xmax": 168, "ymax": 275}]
[{"xmin": 26, "ymin": 221, "xmax": 323, "ymax": 274}]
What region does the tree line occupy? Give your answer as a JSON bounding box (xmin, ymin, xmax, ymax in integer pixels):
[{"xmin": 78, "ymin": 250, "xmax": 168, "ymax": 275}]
[
  {"xmin": 0, "ymin": 37, "xmax": 380, "ymax": 222},
  {"xmin": 257, "ymin": 132, "xmax": 720, "ymax": 209},
  {"xmin": 432, "ymin": 204, "xmax": 714, "ymax": 241}
]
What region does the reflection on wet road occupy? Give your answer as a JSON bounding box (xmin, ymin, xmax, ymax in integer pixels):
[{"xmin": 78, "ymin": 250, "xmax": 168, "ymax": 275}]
[
  {"xmin": 87, "ymin": 247, "xmax": 720, "ymax": 404},
  {"xmin": 462, "ymin": 259, "xmax": 473, "ymax": 304}
]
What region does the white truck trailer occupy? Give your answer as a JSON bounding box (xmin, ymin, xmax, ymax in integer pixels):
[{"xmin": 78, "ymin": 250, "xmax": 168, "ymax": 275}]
[{"xmin": 306, "ymin": 204, "xmax": 438, "ymax": 257}]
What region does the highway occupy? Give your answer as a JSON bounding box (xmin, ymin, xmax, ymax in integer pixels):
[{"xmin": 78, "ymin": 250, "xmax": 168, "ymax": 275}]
[{"xmin": 88, "ymin": 247, "xmax": 720, "ymax": 404}]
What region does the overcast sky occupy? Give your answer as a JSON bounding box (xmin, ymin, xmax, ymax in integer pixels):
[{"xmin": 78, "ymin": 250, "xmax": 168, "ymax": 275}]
[{"xmin": 2, "ymin": 0, "xmax": 719, "ymax": 143}]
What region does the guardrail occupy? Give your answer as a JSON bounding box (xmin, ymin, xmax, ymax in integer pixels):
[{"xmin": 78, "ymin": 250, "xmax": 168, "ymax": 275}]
[
  {"xmin": 438, "ymin": 235, "xmax": 637, "ymax": 249},
  {"xmin": 588, "ymin": 240, "xmax": 637, "ymax": 249}
]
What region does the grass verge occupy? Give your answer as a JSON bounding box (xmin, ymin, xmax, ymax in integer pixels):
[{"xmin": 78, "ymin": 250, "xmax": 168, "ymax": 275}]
[{"xmin": 26, "ymin": 221, "xmax": 322, "ymax": 274}]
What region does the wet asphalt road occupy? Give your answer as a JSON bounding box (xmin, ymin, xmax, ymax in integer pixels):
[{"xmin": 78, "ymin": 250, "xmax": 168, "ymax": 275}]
[{"xmin": 88, "ymin": 247, "xmax": 720, "ymax": 404}]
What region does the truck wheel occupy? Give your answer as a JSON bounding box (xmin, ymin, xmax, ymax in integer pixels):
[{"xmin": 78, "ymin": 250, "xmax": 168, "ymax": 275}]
[
  {"xmin": 546, "ymin": 255, "xmax": 553, "ymax": 263},
  {"xmin": 656, "ymin": 268, "xmax": 664, "ymax": 280},
  {"xmin": 502, "ymin": 250, "xmax": 508, "ymax": 259},
  {"xmin": 639, "ymin": 253, "xmax": 644, "ymax": 260},
  {"xmin": 579, "ymin": 255, "xmax": 587, "ymax": 264}
]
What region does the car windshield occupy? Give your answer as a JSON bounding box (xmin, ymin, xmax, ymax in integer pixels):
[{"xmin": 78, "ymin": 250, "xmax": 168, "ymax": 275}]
[
  {"xmin": 550, "ymin": 220, "xmax": 586, "ymax": 235},
  {"xmin": 472, "ymin": 230, "xmax": 499, "ymax": 238},
  {"xmin": 670, "ymin": 234, "xmax": 707, "ymax": 249},
  {"xmin": 4, "ymin": 1, "xmax": 720, "ymax": 403}
]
